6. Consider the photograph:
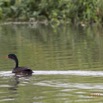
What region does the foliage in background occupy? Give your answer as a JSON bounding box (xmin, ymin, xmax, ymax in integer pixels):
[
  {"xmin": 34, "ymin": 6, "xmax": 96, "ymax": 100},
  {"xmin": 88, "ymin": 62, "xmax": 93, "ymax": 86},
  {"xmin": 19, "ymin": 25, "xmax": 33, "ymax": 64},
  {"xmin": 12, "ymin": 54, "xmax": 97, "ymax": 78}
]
[{"xmin": 0, "ymin": 0, "xmax": 103, "ymax": 25}]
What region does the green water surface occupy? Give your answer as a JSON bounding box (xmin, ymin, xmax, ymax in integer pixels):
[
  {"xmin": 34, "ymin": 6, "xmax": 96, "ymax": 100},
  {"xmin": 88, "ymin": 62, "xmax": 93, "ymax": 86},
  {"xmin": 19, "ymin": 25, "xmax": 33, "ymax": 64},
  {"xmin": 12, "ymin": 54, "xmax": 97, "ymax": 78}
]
[{"xmin": 0, "ymin": 24, "xmax": 103, "ymax": 103}]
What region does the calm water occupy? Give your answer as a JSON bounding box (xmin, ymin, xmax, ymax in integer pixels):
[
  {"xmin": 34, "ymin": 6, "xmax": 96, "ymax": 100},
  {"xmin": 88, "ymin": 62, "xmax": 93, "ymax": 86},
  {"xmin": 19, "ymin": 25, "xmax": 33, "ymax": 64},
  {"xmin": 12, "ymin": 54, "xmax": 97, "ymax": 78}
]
[{"xmin": 0, "ymin": 24, "xmax": 103, "ymax": 103}]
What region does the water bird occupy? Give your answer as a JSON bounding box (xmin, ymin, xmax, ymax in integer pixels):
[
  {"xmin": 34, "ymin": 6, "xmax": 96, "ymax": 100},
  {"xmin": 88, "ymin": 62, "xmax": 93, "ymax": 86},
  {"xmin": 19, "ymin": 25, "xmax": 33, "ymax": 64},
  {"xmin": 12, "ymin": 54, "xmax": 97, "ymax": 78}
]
[{"xmin": 8, "ymin": 54, "xmax": 33, "ymax": 76}]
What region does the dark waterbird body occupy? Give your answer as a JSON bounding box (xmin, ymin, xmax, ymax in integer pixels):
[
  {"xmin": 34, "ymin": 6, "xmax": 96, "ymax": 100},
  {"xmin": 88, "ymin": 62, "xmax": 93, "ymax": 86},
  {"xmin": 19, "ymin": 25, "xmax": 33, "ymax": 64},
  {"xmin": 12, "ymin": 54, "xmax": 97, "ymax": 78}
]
[{"xmin": 8, "ymin": 54, "xmax": 33, "ymax": 76}]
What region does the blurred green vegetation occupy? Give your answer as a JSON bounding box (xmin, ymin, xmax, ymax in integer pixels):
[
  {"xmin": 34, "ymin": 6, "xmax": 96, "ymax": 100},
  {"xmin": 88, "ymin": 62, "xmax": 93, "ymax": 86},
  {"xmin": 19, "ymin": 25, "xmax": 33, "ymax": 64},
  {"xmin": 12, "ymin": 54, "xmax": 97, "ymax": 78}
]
[{"xmin": 0, "ymin": 0, "xmax": 103, "ymax": 25}]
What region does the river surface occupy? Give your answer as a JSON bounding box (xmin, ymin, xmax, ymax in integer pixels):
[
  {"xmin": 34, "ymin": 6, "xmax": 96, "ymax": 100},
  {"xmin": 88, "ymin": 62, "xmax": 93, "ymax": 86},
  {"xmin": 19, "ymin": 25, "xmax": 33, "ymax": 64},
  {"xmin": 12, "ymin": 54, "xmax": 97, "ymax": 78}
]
[{"xmin": 0, "ymin": 24, "xmax": 103, "ymax": 103}]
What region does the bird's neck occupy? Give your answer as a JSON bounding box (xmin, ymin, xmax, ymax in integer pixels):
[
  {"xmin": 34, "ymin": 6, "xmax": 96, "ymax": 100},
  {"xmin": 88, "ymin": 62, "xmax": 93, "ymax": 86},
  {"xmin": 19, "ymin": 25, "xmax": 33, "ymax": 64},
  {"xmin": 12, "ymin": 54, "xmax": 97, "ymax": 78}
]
[{"xmin": 14, "ymin": 58, "xmax": 19, "ymax": 68}]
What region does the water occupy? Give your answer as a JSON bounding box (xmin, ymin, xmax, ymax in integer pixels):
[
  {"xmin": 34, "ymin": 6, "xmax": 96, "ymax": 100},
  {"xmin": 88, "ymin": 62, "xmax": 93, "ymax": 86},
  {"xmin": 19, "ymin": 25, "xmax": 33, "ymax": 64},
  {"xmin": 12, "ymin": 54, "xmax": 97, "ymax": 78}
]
[{"xmin": 0, "ymin": 24, "xmax": 103, "ymax": 103}]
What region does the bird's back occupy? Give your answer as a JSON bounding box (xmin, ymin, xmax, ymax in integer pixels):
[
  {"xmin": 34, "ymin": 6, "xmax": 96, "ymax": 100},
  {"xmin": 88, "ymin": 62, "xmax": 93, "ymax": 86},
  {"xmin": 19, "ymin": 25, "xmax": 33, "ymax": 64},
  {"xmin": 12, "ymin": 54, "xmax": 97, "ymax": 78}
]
[{"xmin": 12, "ymin": 67, "xmax": 33, "ymax": 75}]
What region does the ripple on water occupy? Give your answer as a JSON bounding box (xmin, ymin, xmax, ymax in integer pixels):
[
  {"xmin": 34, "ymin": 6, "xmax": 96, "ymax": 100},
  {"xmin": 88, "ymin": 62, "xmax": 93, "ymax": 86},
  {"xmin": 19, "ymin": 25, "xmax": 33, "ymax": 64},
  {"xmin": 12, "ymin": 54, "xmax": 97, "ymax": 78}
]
[{"xmin": 0, "ymin": 70, "xmax": 103, "ymax": 77}]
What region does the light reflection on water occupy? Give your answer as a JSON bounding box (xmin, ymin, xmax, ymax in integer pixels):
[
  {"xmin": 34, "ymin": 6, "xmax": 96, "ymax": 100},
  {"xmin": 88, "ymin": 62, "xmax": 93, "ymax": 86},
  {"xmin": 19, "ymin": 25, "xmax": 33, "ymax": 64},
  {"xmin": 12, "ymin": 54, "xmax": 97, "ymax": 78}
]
[
  {"xmin": 1, "ymin": 70, "xmax": 103, "ymax": 77},
  {"xmin": 0, "ymin": 24, "xmax": 103, "ymax": 103}
]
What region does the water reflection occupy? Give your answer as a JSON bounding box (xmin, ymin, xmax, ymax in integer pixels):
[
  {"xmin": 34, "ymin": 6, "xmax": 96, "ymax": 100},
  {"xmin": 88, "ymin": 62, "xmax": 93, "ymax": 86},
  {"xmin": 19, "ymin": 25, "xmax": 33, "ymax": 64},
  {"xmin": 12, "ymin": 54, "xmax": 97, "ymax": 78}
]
[
  {"xmin": 0, "ymin": 24, "xmax": 103, "ymax": 103},
  {"xmin": 0, "ymin": 76, "xmax": 16, "ymax": 102},
  {"xmin": 8, "ymin": 75, "xmax": 33, "ymax": 103},
  {"xmin": 9, "ymin": 76, "xmax": 19, "ymax": 91},
  {"xmin": 0, "ymin": 24, "xmax": 103, "ymax": 71}
]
